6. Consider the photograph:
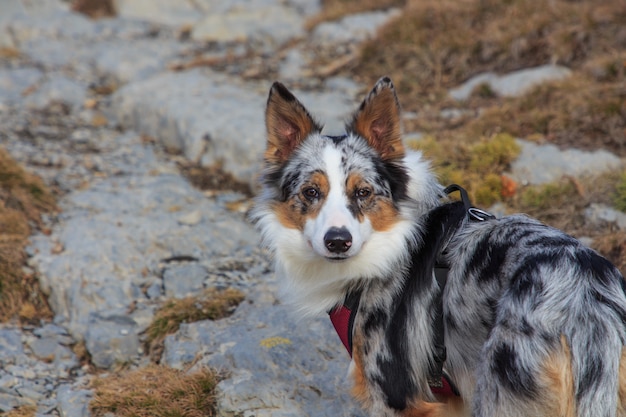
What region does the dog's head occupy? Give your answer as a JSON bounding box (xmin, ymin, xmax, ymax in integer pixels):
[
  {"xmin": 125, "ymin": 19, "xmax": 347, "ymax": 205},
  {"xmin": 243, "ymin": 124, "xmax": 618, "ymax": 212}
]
[{"xmin": 252, "ymin": 78, "xmax": 440, "ymax": 310}]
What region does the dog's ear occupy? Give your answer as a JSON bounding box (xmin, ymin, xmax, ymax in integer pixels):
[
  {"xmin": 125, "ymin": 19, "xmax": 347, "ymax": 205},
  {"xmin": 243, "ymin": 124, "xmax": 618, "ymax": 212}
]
[
  {"xmin": 265, "ymin": 82, "xmax": 322, "ymax": 165},
  {"xmin": 348, "ymin": 77, "xmax": 404, "ymax": 161}
]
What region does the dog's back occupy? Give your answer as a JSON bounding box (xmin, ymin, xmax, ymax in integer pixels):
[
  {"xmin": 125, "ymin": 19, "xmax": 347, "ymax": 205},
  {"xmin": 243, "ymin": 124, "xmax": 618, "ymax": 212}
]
[{"xmin": 442, "ymin": 210, "xmax": 626, "ymax": 416}]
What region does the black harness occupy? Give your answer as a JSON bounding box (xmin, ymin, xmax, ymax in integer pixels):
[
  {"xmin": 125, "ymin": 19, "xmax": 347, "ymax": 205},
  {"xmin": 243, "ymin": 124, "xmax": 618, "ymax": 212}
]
[{"xmin": 329, "ymin": 184, "xmax": 495, "ymax": 397}]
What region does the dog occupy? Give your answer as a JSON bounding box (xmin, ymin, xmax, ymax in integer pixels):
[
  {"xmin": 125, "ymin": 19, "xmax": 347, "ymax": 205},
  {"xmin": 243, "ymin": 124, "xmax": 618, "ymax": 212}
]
[{"xmin": 250, "ymin": 77, "xmax": 626, "ymax": 417}]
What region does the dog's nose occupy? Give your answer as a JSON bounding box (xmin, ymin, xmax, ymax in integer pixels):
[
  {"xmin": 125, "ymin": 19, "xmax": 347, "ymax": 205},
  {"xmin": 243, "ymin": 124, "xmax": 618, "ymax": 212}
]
[{"xmin": 324, "ymin": 227, "xmax": 353, "ymax": 254}]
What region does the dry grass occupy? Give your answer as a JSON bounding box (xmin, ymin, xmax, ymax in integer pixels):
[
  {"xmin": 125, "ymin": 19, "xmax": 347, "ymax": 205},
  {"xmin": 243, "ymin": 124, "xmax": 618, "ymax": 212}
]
[
  {"xmin": 90, "ymin": 365, "xmax": 221, "ymax": 417},
  {"xmin": 0, "ymin": 147, "xmax": 56, "ymax": 323},
  {"xmin": 145, "ymin": 287, "xmax": 245, "ymax": 360},
  {"xmin": 349, "ymin": 0, "xmax": 625, "ymax": 153},
  {"xmin": 354, "ymin": 0, "xmax": 626, "ymax": 101},
  {"xmin": 71, "ymin": 0, "xmax": 116, "ymax": 19}
]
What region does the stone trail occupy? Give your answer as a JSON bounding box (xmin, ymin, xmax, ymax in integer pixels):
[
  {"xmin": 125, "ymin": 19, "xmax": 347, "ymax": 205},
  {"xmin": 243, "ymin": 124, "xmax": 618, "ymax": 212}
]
[{"xmin": 0, "ymin": 1, "xmax": 623, "ymax": 416}]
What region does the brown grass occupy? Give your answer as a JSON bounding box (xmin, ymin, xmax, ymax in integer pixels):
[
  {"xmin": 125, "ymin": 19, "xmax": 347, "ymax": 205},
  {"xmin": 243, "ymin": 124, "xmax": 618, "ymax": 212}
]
[
  {"xmin": 145, "ymin": 288, "xmax": 245, "ymax": 361},
  {"xmin": 71, "ymin": 0, "xmax": 116, "ymax": 19},
  {"xmin": 0, "ymin": 147, "xmax": 56, "ymax": 323},
  {"xmin": 90, "ymin": 365, "xmax": 221, "ymax": 417},
  {"xmin": 349, "ymin": 0, "xmax": 625, "ymax": 154},
  {"xmin": 354, "ymin": 0, "xmax": 626, "ymax": 100},
  {"xmin": 6, "ymin": 406, "xmax": 37, "ymax": 417}
]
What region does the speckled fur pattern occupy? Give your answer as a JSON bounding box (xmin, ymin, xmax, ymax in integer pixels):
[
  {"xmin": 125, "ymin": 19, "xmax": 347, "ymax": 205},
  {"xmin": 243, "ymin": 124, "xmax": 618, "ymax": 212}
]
[{"xmin": 251, "ymin": 77, "xmax": 626, "ymax": 417}]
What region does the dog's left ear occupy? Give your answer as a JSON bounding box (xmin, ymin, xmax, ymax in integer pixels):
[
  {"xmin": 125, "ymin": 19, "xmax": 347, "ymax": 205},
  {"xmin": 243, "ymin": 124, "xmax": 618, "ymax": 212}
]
[
  {"xmin": 265, "ymin": 82, "xmax": 322, "ymax": 165},
  {"xmin": 348, "ymin": 77, "xmax": 404, "ymax": 161}
]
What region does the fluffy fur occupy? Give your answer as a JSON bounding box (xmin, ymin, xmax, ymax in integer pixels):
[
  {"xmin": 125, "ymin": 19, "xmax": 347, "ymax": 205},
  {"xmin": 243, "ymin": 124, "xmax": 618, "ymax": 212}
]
[{"xmin": 251, "ymin": 77, "xmax": 626, "ymax": 417}]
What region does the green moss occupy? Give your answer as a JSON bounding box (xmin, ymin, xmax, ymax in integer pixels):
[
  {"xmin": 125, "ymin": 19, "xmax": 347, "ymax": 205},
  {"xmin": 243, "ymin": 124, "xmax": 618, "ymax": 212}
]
[
  {"xmin": 473, "ymin": 173, "xmax": 503, "ymax": 206},
  {"xmin": 469, "ymin": 133, "xmax": 520, "ymax": 174},
  {"xmin": 613, "ymin": 172, "xmax": 626, "ymax": 213},
  {"xmin": 519, "ymin": 181, "xmax": 577, "ymax": 213}
]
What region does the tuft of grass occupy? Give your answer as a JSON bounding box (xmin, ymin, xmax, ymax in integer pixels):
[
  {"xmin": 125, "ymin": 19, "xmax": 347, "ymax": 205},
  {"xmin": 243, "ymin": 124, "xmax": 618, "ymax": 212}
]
[
  {"xmin": 411, "ymin": 133, "xmax": 520, "ymax": 206},
  {"xmin": 145, "ymin": 288, "xmax": 245, "ymax": 359},
  {"xmin": 71, "ymin": 0, "xmax": 116, "ymax": 19},
  {"xmin": 517, "ymin": 181, "xmax": 579, "ymax": 215},
  {"xmin": 90, "ymin": 365, "xmax": 221, "ymax": 417},
  {"xmin": 6, "ymin": 405, "xmax": 37, "ymax": 417},
  {"xmin": 613, "ymin": 171, "xmax": 626, "ymax": 213},
  {"xmin": 0, "ymin": 147, "xmax": 55, "ymax": 323}
]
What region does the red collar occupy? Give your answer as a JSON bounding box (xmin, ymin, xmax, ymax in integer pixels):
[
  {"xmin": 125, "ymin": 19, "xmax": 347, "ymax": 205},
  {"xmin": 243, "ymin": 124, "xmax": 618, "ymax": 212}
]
[{"xmin": 329, "ymin": 300, "xmax": 459, "ymax": 397}]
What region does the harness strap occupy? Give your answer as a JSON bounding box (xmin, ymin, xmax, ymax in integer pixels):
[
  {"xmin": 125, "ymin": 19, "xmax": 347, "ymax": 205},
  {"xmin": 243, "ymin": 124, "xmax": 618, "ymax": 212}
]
[{"xmin": 328, "ymin": 184, "xmax": 494, "ymax": 399}]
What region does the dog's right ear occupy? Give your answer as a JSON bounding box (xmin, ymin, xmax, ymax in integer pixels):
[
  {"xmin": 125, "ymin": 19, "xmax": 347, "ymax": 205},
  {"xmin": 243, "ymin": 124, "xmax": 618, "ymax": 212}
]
[{"xmin": 265, "ymin": 82, "xmax": 322, "ymax": 165}]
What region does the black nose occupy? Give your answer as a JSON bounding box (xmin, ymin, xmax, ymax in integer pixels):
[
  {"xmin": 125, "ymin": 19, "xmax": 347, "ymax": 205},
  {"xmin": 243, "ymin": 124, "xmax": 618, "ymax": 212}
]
[{"xmin": 324, "ymin": 227, "xmax": 353, "ymax": 254}]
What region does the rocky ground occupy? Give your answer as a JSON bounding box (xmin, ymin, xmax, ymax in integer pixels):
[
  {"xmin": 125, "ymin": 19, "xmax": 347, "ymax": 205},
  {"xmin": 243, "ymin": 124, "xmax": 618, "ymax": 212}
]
[{"xmin": 0, "ymin": 1, "xmax": 624, "ymax": 416}]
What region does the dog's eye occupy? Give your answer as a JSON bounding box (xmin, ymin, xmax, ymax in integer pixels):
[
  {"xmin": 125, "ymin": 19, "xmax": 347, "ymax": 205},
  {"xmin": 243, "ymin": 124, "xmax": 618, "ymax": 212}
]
[
  {"xmin": 356, "ymin": 188, "xmax": 371, "ymax": 199},
  {"xmin": 302, "ymin": 187, "xmax": 320, "ymax": 200}
]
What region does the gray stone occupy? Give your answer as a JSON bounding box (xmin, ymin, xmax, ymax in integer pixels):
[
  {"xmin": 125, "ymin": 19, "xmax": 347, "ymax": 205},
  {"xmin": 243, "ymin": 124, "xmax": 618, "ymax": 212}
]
[
  {"xmin": 585, "ymin": 204, "xmax": 626, "ymax": 231},
  {"xmin": 0, "ymin": 68, "xmax": 44, "ymax": 107},
  {"xmin": 91, "ymin": 39, "xmax": 188, "ymax": 84},
  {"xmin": 109, "ymin": 70, "xmax": 357, "ymax": 184},
  {"xmin": 311, "ymin": 9, "xmax": 401, "ymax": 47},
  {"xmin": 449, "ymin": 65, "xmax": 572, "ymax": 100},
  {"xmin": 161, "ymin": 339, "xmax": 201, "ymax": 369},
  {"xmin": 293, "ymin": 89, "xmax": 355, "ymax": 136},
  {"xmin": 491, "ymin": 65, "xmax": 572, "ymax": 97},
  {"xmin": 109, "ymin": 70, "xmax": 266, "ymax": 182},
  {"xmin": 84, "ymin": 314, "xmax": 140, "ymax": 369},
  {"xmin": 2, "ymin": 11, "xmax": 95, "ymax": 45},
  {"xmin": 191, "ymin": 5, "xmax": 305, "ymax": 48},
  {"xmin": 27, "ymin": 336, "xmax": 78, "ymax": 372},
  {"xmin": 24, "ymin": 75, "xmax": 87, "ymax": 110},
  {"xmin": 163, "ymin": 263, "xmax": 208, "ymax": 298},
  {"xmin": 56, "ymin": 384, "xmax": 92, "ymax": 417},
  {"xmin": 114, "ymin": 0, "xmax": 203, "ymax": 26},
  {"xmin": 177, "ymin": 210, "xmax": 203, "ymax": 226},
  {"xmin": 0, "ymin": 393, "xmax": 20, "ymax": 413},
  {"xmin": 0, "ymin": 328, "xmax": 24, "ymax": 359},
  {"xmin": 278, "ymin": 48, "xmax": 308, "ymax": 81},
  {"xmin": 509, "ymin": 139, "xmax": 622, "ymax": 185}
]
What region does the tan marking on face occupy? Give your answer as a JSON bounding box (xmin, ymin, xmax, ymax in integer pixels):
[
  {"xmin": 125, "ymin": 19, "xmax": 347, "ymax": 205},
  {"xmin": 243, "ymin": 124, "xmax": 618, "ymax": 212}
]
[
  {"xmin": 346, "ymin": 173, "xmax": 400, "ymax": 231},
  {"xmin": 367, "ymin": 198, "xmax": 401, "ymax": 231},
  {"xmin": 537, "ymin": 334, "xmax": 576, "ymax": 417},
  {"xmin": 273, "ymin": 171, "xmax": 329, "ymax": 230}
]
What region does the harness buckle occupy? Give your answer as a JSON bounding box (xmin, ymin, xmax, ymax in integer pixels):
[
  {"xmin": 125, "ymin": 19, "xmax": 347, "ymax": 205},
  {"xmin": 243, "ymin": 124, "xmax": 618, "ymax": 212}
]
[{"xmin": 468, "ymin": 207, "xmax": 496, "ymax": 222}]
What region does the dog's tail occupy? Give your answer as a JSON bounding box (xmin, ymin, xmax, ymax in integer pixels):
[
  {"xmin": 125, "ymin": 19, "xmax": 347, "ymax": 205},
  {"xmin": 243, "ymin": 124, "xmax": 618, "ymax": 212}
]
[{"xmin": 566, "ymin": 251, "xmax": 626, "ymax": 417}]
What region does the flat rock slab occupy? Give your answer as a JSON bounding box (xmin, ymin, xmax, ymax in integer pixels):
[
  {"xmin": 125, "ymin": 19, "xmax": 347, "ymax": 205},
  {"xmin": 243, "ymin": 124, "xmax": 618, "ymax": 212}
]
[
  {"xmin": 509, "ymin": 139, "xmax": 623, "ymax": 185},
  {"xmin": 449, "ymin": 65, "xmax": 572, "ymax": 100},
  {"xmin": 163, "ymin": 282, "xmax": 366, "ymax": 417},
  {"xmin": 109, "ymin": 70, "xmax": 355, "ymax": 184},
  {"xmin": 27, "ymin": 131, "xmax": 259, "ymax": 368},
  {"xmin": 311, "ymin": 9, "xmax": 401, "ymax": 46}
]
